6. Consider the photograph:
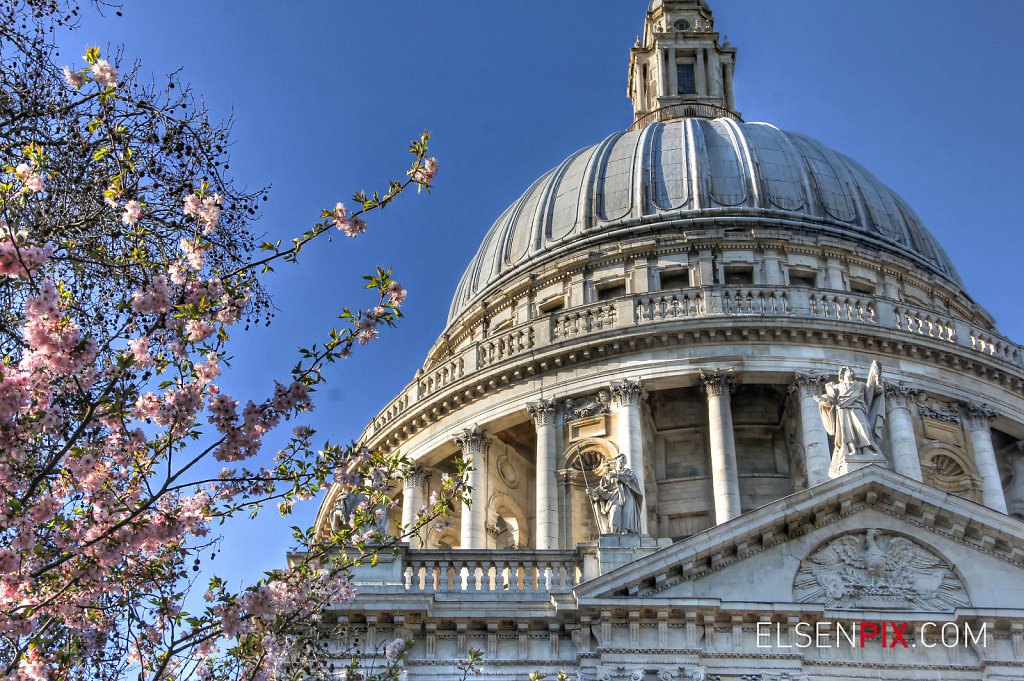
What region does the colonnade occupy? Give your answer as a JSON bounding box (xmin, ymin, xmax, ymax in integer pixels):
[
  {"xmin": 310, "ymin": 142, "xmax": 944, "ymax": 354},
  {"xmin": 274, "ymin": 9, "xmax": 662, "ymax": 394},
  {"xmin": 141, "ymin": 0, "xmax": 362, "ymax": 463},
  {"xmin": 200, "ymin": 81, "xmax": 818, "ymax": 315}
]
[{"xmin": 402, "ymin": 371, "xmax": 1010, "ymax": 550}]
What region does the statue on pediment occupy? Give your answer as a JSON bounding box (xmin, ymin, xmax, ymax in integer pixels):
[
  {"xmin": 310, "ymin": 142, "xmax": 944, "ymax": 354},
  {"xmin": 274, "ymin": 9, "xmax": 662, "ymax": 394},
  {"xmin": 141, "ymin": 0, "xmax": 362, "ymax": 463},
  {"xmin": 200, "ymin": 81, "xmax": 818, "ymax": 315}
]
[
  {"xmin": 814, "ymin": 361, "xmax": 886, "ymax": 477},
  {"xmin": 586, "ymin": 454, "xmax": 643, "ymax": 535}
]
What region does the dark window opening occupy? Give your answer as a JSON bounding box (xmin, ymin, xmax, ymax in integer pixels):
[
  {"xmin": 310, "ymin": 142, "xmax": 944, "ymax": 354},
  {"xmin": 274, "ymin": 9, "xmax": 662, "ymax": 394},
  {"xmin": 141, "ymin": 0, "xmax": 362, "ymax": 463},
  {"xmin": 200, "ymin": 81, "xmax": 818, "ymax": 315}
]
[
  {"xmin": 677, "ymin": 63, "xmax": 697, "ymax": 95},
  {"xmin": 659, "ymin": 269, "xmax": 691, "ymax": 290},
  {"xmin": 789, "ymin": 270, "xmax": 816, "ymax": 287},
  {"xmin": 724, "ymin": 267, "xmax": 754, "ymax": 285},
  {"xmin": 539, "ymin": 299, "xmax": 564, "ymax": 315},
  {"xmin": 596, "ymin": 283, "xmax": 626, "ymax": 302},
  {"xmin": 850, "ymin": 280, "xmax": 876, "ymax": 295}
]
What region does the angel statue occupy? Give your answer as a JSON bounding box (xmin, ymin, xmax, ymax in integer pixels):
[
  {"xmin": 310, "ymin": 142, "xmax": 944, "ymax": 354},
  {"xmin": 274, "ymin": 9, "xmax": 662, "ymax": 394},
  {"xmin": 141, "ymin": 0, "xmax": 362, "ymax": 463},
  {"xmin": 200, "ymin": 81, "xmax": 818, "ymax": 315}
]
[
  {"xmin": 586, "ymin": 454, "xmax": 643, "ymax": 535},
  {"xmin": 814, "ymin": 361, "xmax": 886, "ymax": 478}
]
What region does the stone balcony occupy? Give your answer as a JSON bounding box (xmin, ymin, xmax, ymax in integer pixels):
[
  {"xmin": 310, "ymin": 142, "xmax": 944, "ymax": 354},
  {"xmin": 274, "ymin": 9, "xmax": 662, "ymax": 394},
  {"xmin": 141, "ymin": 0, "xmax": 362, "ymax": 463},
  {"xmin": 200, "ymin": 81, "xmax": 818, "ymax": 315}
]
[{"xmin": 363, "ymin": 285, "xmax": 1024, "ymax": 449}]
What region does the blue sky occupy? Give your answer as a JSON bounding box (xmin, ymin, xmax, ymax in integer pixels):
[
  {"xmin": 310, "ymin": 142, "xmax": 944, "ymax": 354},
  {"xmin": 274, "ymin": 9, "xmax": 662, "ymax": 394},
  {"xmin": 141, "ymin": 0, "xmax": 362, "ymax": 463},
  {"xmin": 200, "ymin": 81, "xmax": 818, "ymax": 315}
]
[{"xmin": 57, "ymin": 1, "xmax": 1024, "ymax": 587}]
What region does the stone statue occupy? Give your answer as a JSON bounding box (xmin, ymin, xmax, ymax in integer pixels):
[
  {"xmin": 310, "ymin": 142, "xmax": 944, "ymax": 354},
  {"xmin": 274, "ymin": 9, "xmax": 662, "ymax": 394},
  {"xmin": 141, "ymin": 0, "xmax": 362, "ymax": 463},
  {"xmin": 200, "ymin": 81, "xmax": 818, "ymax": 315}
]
[
  {"xmin": 330, "ymin": 490, "xmax": 390, "ymax": 537},
  {"xmin": 814, "ymin": 362, "xmax": 886, "ymax": 477},
  {"xmin": 586, "ymin": 454, "xmax": 643, "ymax": 535}
]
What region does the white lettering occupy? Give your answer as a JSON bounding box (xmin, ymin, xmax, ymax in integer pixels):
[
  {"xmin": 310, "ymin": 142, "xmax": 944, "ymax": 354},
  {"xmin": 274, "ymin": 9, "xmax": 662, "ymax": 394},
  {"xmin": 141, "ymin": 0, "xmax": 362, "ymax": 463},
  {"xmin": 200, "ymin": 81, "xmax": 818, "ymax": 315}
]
[
  {"xmin": 941, "ymin": 622, "xmax": 960, "ymax": 647},
  {"xmin": 964, "ymin": 622, "xmax": 988, "ymax": 648},
  {"xmin": 756, "ymin": 622, "xmax": 771, "ymax": 648}
]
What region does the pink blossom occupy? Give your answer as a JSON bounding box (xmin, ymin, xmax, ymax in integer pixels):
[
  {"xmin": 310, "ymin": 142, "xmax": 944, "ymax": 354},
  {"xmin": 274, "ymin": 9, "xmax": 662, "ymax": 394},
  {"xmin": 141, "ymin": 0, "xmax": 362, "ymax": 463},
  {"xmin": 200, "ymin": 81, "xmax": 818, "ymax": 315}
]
[
  {"xmin": 90, "ymin": 59, "xmax": 119, "ymax": 88},
  {"xmin": 122, "ymin": 200, "xmax": 142, "ymax": 225},
  {"xmin": 412, "ymin": 156, "xmax": 438, "ymax": 184},
  {"xmin": 386, "ymin": 281, "xmax": 407, "ymax": 307},
  {"xmin": 385, "ymin": 637, "xmax": 405, "ymax": 661},
  {"xmin": 62, "ymin": 65, "xmax": 87, "ymax": 88},
  {"xmin": 185, "ymin": 319, "xmax": 215, "ymax": 343},
  {"xmin": 131, "ymin": 276, "xmax": 173, "ymax": 314},
  {"xmin": 129, "ymin": 337, "xmax": 154, "ymax": 368}
]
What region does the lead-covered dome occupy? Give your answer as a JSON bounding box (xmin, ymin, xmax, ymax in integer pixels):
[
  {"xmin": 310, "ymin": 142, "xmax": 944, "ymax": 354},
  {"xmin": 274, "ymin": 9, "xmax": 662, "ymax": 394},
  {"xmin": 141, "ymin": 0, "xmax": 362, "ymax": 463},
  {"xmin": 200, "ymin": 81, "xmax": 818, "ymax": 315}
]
[{"xmin": 448, "ymin": 118, "xmax": 962, "ymax": 325}]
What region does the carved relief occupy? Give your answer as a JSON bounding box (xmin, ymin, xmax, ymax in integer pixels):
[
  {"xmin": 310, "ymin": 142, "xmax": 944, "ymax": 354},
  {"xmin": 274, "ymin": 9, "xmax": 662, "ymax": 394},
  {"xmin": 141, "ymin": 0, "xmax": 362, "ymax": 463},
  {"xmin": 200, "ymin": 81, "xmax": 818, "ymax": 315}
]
[
  {"xmin": 564, "ymin": 390, "xmax": 610, "ymax": 420},
  {"xmin": 794, "ymin": 529, "xmax": 970, "ymax": 611},
  {"xmin": 914, "ymin": 393, "xmax": 961, "ymax": 424}
]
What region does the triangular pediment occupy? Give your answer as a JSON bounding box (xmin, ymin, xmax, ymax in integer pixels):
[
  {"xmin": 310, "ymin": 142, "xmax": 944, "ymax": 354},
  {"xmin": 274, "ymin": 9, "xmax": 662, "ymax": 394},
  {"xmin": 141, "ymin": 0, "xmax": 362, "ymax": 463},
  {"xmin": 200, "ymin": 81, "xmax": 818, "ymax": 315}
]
[{"xmin": 575, "ymin": 465, "xmax": 1024, "ymax": 610}]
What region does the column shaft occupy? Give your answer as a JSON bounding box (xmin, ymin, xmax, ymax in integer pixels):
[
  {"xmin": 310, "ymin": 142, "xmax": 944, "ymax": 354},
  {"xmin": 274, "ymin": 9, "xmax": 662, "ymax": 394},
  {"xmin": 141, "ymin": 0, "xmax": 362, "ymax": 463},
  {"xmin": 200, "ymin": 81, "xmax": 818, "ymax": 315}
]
[
  {"xmin": 702, "ymin": 369, "xmax": 740, "ymax": 524},
  {"xmin": 794, "ymin": 375, "xmax": 831, "ymax": 487},
  {"xmin": 401, "ymin": 466, "xmax": 426, "ymax": 541},
  {"xmin": 455, "ymin": 428, "xmax": 490, "ymax": 548},
  {"xmin": 529, "ymin": 400, "xmax": 559, "ymax": 550},
  {"xmin": 612, "ymin": 379, "xmax": 648, "ymax": 534},
  {"xmin": 966, "ymin": 406, "xmax": 1008, "ymax": 513},
  {"xmin": 885, "ymin": 386, "xmax": 922, "ymax": 482}
]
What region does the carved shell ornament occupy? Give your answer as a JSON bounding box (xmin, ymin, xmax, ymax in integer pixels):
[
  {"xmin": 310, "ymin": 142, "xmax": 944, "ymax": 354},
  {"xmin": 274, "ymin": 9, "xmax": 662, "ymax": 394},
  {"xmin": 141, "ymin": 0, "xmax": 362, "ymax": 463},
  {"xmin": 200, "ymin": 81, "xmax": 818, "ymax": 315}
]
[{"xmin": 793, "ymin": 529, "xmax": 970, "ymax": 611}]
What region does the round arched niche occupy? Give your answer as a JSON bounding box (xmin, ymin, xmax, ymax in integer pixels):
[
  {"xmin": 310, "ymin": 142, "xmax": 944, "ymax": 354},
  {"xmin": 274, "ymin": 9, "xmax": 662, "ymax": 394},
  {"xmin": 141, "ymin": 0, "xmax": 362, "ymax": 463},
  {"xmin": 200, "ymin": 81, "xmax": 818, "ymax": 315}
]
[
  {"xmin": 793, "ymin": 528, "xmax": 971, "ymax": 611},
  {"xmin": 486, "ymin": 492, "xmax": 529, "ymax": 549},
  {"xmin": 920, "ymin": 442, "xmax": 982, "ymax": 504},
  {"xmin": 562, "ymin": 437, "xmax": 620, "ymax": 477}
]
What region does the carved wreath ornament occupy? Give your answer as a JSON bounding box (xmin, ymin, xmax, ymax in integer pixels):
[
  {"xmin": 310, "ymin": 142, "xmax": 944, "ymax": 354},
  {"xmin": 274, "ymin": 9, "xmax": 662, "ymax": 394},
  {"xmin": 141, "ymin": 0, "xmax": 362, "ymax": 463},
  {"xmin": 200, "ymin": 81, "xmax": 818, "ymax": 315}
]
[{"xmin": 793, "ymin": 529, "xmax": 970, "ymax": 611}]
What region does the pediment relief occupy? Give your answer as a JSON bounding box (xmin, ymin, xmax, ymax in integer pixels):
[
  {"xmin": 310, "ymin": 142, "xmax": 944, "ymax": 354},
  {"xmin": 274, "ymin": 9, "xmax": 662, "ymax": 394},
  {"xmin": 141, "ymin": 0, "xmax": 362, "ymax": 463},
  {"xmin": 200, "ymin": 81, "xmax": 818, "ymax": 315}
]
[
  {"xmin": 793, "ymin": 528, "xmax": 970, "ymax": 611},
  {"xmin": 574, "ymin": 466, "xmax": 1024, "ymax": 602}
]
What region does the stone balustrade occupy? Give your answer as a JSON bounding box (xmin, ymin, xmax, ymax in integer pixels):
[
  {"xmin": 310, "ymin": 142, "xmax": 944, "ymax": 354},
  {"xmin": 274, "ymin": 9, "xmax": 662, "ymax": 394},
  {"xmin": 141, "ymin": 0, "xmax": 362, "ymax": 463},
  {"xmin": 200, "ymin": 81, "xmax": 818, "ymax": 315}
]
[
  {"xmin": 403, "ymin": 549, "xmax": 582, "ymax": 594},
  {"xmin": 364, "ymin": 286, "xmax": 1024, "ymax": 441},
  {"xmin": 553, "ymin": 302, "xmax": 617, "ymax": 341},
  {"xmin": 477, "ymin": 325, "xmax": 534, "ymax": 368}
]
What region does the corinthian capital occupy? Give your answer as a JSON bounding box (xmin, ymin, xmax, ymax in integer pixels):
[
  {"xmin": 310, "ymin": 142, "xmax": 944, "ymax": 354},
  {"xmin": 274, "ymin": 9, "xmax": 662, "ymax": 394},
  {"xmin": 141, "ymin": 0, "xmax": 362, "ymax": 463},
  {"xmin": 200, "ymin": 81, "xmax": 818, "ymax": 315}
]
[
  {"xmin": 791, "ymin": 372, "xmax": 825, "ymax": 398},
  {"xmin": 404, "ymin": 464, "xmax": 428, "ymax": 489},
  {"xmin": 527, "ymin": 399, "xmax": 559, "ymax": 428},
  {"xmin": 454, "ymin": 425, "xmax": 491, "ymax": 455},
  {"xmin": 964, "ymin": 403, "xmax": 998, "ymax": 431},
  {"xmin": 610, "ymin": 378, "xmax": 646, "ymax": 408},
  {"xmin": 699, "ymin": 368, "xmax": 735, "ymax": 398},
  {"xmin": 884, "ymin": 381, "xmax": 917, "ymax": 410}
]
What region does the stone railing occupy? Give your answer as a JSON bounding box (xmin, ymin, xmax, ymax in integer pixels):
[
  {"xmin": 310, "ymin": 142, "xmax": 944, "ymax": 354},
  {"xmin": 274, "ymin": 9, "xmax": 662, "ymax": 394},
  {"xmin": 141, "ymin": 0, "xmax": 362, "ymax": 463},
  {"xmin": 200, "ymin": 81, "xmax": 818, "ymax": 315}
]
[
  {"xmin": 417, "ymin": 357, "xmax": 465, "ymax": 399},
  {"xmin": 635, "ymin": 290, "xmax": 704, "ymax": 322},
  {"xmin": 807, "ymin": 291, "xmax": 876, "ymax": 323},
  {"xmin": 403, "ymin": 549, "xmax": 582, "ymax": 594},
  {"xmin": 363, "ymin": 286, "xmax": 1024, "ymax": 442},
  {"xmin": 892, "ymin": 303, "xmax": 957, "ymax": 342},
  {"xmin": 722, "ymin": 287, "xmax": 790, "ymax": 316},
  {"xmin": 477, "ymin": 323, "xmax": 534, "ymax": 368},
  {"xmin": 553, "ymin": 302, "xmax": 617, "ymax": 342}
]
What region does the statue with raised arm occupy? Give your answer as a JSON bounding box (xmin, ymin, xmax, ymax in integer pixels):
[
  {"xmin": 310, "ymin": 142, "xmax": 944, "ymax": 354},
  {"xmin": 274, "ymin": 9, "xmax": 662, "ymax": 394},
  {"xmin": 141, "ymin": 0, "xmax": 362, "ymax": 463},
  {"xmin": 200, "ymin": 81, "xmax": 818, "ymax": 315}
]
[
  {"xmin": 586, "ymin": 454, "xmax": 643, "ymax": 535},
  {"xmin": 814, "ymin": 361, "xmax": 886, "ymax": 477}
]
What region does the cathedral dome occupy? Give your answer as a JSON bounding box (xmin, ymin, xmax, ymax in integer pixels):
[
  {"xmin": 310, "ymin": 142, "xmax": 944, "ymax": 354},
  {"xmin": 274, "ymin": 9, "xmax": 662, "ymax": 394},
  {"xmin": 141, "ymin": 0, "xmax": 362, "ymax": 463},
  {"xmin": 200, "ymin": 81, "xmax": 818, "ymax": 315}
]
[{"xmin": 448, "ymin": 117, "xmax": 962, "ymax": 326}]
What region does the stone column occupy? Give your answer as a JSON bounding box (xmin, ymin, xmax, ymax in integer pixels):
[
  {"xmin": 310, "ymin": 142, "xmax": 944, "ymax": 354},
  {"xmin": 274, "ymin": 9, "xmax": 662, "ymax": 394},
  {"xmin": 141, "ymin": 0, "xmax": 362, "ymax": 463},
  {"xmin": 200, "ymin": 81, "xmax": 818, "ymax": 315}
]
[
  {"xmin": 964, "ymin": 405, "xmax": 1008, "ymax": 514},
  {"xmin": 400, "ymin": 465, "xmax": 428, "ymax": 543},
  {"xmin": 611, "ymin": 378, "xmax": 648, "ymax": 533},
  {"xmin": 700, "ymin": 369, "xmax": 741, "ymax": 524},
  {"xmin": 885, "ymin": 384, "xmax": 923, "ymax": 482},
  {"xmin": 791, "ymin": 373, "xmax": 831, "ymax": 487},
  {"xmin": 454, "ymin": 427, "xmax": 491, "ymax": 548},
  {"xmin": 724, "ymin": 61, "xmax": 736, "ymax": 111},
  {"xmin": 695, "ymin": 48, "xmax": 707, "ymax": 96},
  {"xmin": 667, "ymin": 47, "xmax": 678, "ymax": 96},
  {"xmin": 528, "ymin": 399, "xmax": 560, "ymax": 550}
]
